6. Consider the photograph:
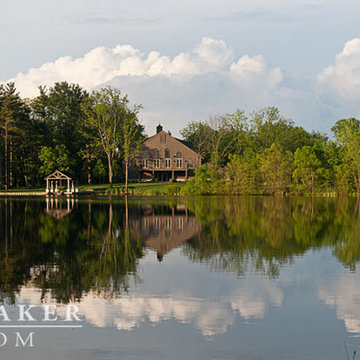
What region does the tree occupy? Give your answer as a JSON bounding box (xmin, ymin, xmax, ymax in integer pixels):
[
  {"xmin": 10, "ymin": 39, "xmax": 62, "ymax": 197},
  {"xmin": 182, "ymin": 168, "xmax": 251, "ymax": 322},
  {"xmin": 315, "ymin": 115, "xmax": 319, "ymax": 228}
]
[
  {"xmin": 180, "ymin": 121, "xmax": 213, "ymax": 162},
  {"xmin": 181, "ymin": 109, "xmax": 249, "ymax": 167},
  {"xmin": 0, "ymin": 83, "xmax": 31, "ymax": 189},
  {"xmin": 120, "ymin": 109, "xmax": 144, "ymax": 193},
  {"xmin": 30, "ymin": 82, "xmax": 89, "ymax": 179},
  {"xmin": 39, "ymin": 145, "xmax": 71, "ymax": 176},
  {"xmin": 82, "ymin": 87, "xmax": 143, "ymax": 188},
  {"xmin": 332, "ymin": 118, "xmax": 360, "ymax": 193},
  {"xmin": 93, "ymin": 159, "xmax": 106, "ymax": 184},
  {"xmin": 227, "ymin": 150, "xmax": 260, "ymax": 194},
  {"xmin": 293, "ymin": 146, "xmax": 323, "ymax": 194},
  {"xmin": 258, "ymin": 143, "xmax": 293, "ymax": 195}
]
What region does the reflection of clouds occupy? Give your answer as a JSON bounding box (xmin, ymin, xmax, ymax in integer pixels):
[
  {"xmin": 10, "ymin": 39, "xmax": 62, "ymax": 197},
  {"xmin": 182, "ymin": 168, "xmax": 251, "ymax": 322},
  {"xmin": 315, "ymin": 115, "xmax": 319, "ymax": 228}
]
[
  {"xmin": 231, "ymin": 281, "xmax": 283, "ymax": 320},
  {"xmin": 319, "ymin": 274, "xmax": 360, "ymax": 334},
  {"xmin": 16, "ymin": 279, "xmax": 283, "ymax": 338}
]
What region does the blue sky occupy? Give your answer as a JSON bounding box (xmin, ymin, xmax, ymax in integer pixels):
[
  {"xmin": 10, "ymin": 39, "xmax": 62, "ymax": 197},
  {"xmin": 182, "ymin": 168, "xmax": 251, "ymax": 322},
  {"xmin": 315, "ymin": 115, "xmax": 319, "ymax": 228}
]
[{"xmin": 1, "ymin": 0, "xmax": 360, "ymax": 136}]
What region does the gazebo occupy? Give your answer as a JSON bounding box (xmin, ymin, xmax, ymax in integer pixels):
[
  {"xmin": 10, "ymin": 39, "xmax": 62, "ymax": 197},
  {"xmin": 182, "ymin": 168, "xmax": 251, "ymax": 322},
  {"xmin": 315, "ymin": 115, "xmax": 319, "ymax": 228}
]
[{"xmin": 44, "ymin": 170, "xmax": 78, "ymax": 195}]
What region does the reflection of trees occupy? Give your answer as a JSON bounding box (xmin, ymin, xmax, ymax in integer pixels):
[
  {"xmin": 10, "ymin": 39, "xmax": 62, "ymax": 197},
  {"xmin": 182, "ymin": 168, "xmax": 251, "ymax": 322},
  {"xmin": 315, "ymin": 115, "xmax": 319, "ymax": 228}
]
[
  {"xmin": 2, "ymin": 196, "xmax": 360, "ymax": 303},
  {"xmin": 183, "ymin": 197, "xmax": 360, "ymax": 277},
  {"xmin": 0, "ymin": 198, "xmax": 144, "ymax": 303}
]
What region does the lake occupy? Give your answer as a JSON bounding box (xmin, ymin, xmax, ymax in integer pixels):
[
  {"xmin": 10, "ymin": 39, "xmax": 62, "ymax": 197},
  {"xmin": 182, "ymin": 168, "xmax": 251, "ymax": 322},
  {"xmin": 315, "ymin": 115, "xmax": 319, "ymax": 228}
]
[{"xmin": 0, "ymin": 196, "xmax": 359, "ymax": 359}]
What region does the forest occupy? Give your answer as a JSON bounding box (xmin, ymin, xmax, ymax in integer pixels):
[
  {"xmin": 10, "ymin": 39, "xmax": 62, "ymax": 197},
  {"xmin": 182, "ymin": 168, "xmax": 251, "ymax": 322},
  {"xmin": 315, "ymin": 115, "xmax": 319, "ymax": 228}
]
[{"xmin": 1, "ymin": 81, "xmax": 360, "ymax": 195}]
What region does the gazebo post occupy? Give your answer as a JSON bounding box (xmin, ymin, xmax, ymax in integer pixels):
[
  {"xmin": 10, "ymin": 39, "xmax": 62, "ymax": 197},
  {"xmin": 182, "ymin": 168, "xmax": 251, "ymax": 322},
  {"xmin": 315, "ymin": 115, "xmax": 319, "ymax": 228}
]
[
  {"xmin": 67, "ymin": 178, "xmax": 70, "ymax": 194},
  {"xmin": 75, "ymin": 180, "xmax": 79, "ymax": 193},
  {"xmin": 50, "ymin": 181, "xmax": 54, "ymax": 193},
  {"xmin": 55, "ymin": 181, "xmax": 58, "ymax": 193},
  {"xmin": 71, "ymin": 181, "xmax": 74, "ymax": 194},
  {"xmin": 46, "ymin": 179, "xmax": 49, "ymax": 193}
]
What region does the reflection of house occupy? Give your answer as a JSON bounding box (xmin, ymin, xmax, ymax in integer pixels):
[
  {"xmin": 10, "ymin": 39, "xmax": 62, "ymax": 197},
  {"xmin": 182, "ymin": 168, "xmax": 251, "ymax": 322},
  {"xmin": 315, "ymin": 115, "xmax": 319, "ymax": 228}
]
[
  {"xmin": 130, "ymin": 204, "xmax": 201, "ymax": 261},
  {"xmin": 135, "ymin": 125, "xmax": 202, "ymax": 182}
]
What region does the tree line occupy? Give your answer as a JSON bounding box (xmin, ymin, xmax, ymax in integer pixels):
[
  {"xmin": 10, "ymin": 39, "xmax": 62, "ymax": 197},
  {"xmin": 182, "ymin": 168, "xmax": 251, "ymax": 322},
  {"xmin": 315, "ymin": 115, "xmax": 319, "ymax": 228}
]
[
  {"xmin": 0, "ymin": 82, "xmax": 144, "ymax": 191},
  {"xmin": 181, "ymin": 108, "xmax": 360, "ymax": 195},
  {"xmin": 1, "ymin": 81, "xmax": 360, "ymax": 195}
]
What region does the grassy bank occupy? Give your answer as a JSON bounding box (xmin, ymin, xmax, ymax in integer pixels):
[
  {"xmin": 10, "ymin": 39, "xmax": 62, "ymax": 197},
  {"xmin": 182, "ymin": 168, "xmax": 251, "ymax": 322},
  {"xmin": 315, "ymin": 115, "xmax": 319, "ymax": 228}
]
[
  {"xmin": 80, "ymin": 182, "xmax": 185, "ymax": 196},
  {"xmin": 0, "ymin": 182, "xmax": 186, "ymax": 196}
]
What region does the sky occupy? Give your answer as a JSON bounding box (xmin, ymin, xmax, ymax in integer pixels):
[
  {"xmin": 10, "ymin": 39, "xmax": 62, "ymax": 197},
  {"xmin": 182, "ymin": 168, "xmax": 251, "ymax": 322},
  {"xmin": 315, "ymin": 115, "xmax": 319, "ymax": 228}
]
[{"xmin": 1, "ymin": 0, "xmax": 360, "ymax": 137}]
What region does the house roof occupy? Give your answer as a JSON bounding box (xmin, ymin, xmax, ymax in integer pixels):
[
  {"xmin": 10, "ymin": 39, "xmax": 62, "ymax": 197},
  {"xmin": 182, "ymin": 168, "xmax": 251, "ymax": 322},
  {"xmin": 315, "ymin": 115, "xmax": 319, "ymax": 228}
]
[{"xmin": 143, "ymin": 130, "xmax": 198, "ymax": 155}]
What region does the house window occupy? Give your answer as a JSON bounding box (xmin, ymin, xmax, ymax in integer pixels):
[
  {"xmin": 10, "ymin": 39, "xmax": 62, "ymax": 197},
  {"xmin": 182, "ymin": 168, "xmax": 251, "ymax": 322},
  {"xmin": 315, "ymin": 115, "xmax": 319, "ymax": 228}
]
[
  {"xmin": 165, "ymin": 148, "xmax": 171, "ymax": 158},
  {"xmin": 176, "ymin": 151, "xmax": 182, "ymax": 158},
  {"xmin": 141, "ymin": 159, "xmax": 148, "ymax": 168},
  {"xmin": 165, "ymin": 158, "xmax": 171, "ymax": 168},
  {"xmin": 176, "ymin": 159, "xmax": 183, "ymax": 168},
  {"xmin": 153, "ymin": 148, "xmax": 160, "ymax": 158},
  {"xmin": 154, "ymin": 159, "xmax": 160, "ymax": 168}
]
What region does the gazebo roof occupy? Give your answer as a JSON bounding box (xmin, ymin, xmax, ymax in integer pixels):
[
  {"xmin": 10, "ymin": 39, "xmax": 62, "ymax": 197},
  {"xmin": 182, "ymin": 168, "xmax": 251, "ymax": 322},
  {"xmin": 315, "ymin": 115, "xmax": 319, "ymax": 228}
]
[{"xmin": 44, "ymin": 170, "xmax": 76, "ymax": 181}]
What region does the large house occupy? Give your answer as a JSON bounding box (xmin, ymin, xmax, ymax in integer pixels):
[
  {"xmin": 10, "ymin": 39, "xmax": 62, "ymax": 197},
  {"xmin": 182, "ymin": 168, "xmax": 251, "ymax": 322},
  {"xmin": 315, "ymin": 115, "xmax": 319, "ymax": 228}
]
[{"xmin": 135, "ymin": 125, "xmax": 201, "ymax": 182}]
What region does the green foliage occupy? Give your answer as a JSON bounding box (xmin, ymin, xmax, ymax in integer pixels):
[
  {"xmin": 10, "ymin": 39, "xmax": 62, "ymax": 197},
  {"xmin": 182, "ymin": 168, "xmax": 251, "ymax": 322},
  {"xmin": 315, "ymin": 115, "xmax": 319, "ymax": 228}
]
[
  {"xmin": 258, "ymin": 143, "xmax": 293, "ymax": 195},
  {"xmin": 93, "ymin": 159, "xmax": 106, "ymax": 183},
  {"xmin": 39, "ymin": 144, "xmax": 71, "ymax": 176},
  {"xmin": 227, "ymin": 150, "xmax": 260, "ymax": 194},
  {"xmin": 181, "ymin": 164, "xmax": 225, "ymax": 195},
  {"xmin": 82, "ymin": 87, "xmax": 144, "ymax": 188},
  {"xmin": 164, "ymin": 184, "xmax": 181, "ymax": 196},
  {"xmin": 332, "ymin": 118, "xmax": 360, "ymax": 192},
  {"xmin": 293, "ymin": 146, "xmax": 324, "ymax": 194}
]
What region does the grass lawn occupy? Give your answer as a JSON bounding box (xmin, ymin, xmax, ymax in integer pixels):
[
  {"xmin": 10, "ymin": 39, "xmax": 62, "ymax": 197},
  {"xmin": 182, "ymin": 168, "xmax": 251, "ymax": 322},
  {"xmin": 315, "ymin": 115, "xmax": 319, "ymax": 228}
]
[
  {"xmin": 80, "ymin": 182, "xmax": 186, "ymax": 196},
  {"xmin": 0, "ymin": 187, "xmax": 45, "ymax": 193},
  {"xmin": 0, "ymin": 181, "xmax": 187, "ymax": 196}
]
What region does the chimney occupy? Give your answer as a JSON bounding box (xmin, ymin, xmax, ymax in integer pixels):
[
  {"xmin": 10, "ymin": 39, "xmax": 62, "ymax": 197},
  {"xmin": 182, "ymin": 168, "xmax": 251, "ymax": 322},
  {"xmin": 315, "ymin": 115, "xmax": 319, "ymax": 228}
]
[{"xmin": 156, "ymin": 124, "xmax": 163, "ymax": 134}]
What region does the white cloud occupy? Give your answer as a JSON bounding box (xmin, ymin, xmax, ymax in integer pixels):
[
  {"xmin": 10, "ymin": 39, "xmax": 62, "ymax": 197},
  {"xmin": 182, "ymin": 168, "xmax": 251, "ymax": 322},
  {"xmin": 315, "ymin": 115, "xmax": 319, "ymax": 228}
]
[
  {"xmin": 230, "ymin": 54, "xmax": 283, "ymax": 95},
  {"xmin": 4, "ymin": 37, "xmax": 287, "ymax": 136},
  {"xmin": 317, "ymin": 39, "xmax": 360, "ymax": 104},
  {"xmin": 319, "ymin": 273, "xmax": 360, "ymax": 334},
  {"xmin": 7, "ymin": 37, "xmax": 234, "ymax": 98},
  {"xmin": 15, "ymin": 271, "xmax": 283, "ymax": 338}
]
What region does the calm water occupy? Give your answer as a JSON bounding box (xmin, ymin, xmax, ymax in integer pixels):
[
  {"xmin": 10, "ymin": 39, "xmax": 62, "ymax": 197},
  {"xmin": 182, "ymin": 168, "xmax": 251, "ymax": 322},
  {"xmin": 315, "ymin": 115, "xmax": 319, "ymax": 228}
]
[{"xmin": 0, "ymin": 196, "xmax": 360, "ymax": 359}]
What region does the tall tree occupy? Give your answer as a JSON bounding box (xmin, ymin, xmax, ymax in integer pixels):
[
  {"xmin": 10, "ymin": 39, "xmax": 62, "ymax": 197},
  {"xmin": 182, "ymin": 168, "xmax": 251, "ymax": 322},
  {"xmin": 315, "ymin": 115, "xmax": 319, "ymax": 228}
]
[
  {"xmin": 293, "ymin": 146, "xmax": 323, "ymax": 194},
  {"xmin": 30, "ymin": 82, "xmax": 89, "ymax": 177},
  {"xmin": 332, "ymin": 118, "xmax": 360, "ymax": 193},
  {"xmin": 0, "ymin": 83, "xmax": 31, "ymax": 189},
  {"xmin": 82, "ymin": 87, "xmax": 143, "ymax": 188},
  {"xmin": 258, "ymin": 143, "xmax": 293, "ymax": 195},
  {"xmin": 120, "ymin": 109, "xmax": 144, "ymax": 193}
]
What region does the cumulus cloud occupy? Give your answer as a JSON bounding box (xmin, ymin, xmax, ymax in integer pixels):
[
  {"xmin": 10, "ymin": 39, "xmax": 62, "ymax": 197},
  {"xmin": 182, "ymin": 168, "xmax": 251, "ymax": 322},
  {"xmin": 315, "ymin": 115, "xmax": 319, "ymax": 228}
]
[
  {"xmin": 4, "ymin": 37, "xmax": 288, "ymax": 136},
  {"xmin": 230, "ymin": 54, "xmax": 283, "ymax": 95},
  {"xmin": 319, "ymin": 273, "xmax": 360, "ymax": 334},
  {"xmin": 7, "ymin": 37, "xmax": 235, "ymax": 98},
  {"xmin": 317, "ymin": 39, "xmax": 360, "ymax": 104}
]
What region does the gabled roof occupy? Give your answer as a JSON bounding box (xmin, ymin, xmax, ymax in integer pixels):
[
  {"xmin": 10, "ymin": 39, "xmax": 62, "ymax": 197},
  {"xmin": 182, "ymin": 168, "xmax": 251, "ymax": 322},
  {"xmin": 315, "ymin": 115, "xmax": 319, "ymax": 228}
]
[
  {"xmin": 143, "ymin": 130, "xmax": 199, "ymax": 156},
  {"xmin": 174, "ymin": 137, "xmax": 194, "ymax": 150},
  {"xmin": 44, "ymin": 170, "xmax": 76, "ymax": 180}
]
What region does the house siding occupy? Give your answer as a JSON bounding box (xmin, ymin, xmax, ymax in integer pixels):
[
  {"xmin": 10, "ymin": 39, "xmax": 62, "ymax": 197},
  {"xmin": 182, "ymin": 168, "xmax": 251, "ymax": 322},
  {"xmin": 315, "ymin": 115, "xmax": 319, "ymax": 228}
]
[{"xmin": 133, "ymin": 129, "xmax": 202, "ymax": 181}]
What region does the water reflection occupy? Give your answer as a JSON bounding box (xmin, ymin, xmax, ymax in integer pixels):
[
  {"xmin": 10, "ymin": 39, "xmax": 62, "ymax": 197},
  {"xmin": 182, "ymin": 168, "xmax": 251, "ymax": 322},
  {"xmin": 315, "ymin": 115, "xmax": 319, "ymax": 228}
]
[
  {"xmin": 319, "ymin": 273, "xmax": 360, "ymax": 335},
  {"xmin": 131, "ymin": 204, "xmax": 201, "ymax": 261},
  {"xmin": 1, "ymin": 196, "xmax": 360, "ymax": 345},
  {"xmin": 45, "ymin": 197, "xmax": 78, "ymax": 219}
]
